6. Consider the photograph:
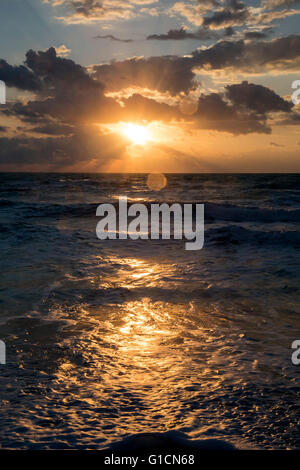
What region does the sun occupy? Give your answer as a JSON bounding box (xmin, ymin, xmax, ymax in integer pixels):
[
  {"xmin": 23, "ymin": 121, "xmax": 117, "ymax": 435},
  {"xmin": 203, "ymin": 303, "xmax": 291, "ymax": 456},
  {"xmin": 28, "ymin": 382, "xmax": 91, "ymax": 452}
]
[{"xmin": 122, "ymin": 123, "xmax": 150, "ymax": 145}]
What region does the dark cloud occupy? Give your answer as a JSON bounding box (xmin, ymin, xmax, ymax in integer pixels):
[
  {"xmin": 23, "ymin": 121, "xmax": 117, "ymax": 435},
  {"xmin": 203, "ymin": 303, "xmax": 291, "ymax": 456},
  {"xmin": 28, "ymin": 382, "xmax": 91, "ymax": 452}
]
[
  {"xmin": 195, "ymin": 92, "xmax": 271, "ymax": 134},
  {"xmin": 0, "ymin": 46, "xmax": 105, "ymax": 101},
  {"xmin": 191, "ymin": 35, "xmax": 300, "ymax": 72},
  {"xmin": 6, "ymin": 92, "xmax": 178, "ymax": 127},
  {"xmin": 279, "ymin": 113, "xmax": 300, "ymax": 125},
  {"xmin": 5, "ymin": 35, "xmax": 300, "ymax": 102},
  {"xmin": 8, "ymin": 92, "xmax": 122, "ymax": 124},
  {"xmin": 1, "ymin": 48, "xmax": 185, "ymax": 132},
  {"xmin": 3, "ymin": 48, "xmax": 122, "ymax": 124},
  {"xmin": 193, "ymin": 81, "xmax": 292, "ymax": 135},
  {"xmin": 122, "ymin": 94, "xmax": 179, "ymax": 121},
  {"xmin": 3, "ymin": 101, "xmax": 48, "ymax": 123},
  {"xmin": 25, "ymin": 47, "xmax": 102, "ymax": 95},
  {"xmin": 225, "ymin": 81, "xmax": 293, "ymax": 114},
  {"xmin": 1, "ymin": 48, "xmax": 187, "ymax": 128},
  {"xmin": 0, "ymin": 59, "xmax": 41, "ymax": 91},
  {"xmin": 92, "ymin": 35, "xmax": 300, "ymax": 99},
  {"xmin": 66, "ymin": 0, "xmax": 107, "ymax": 18},
  {"xmin": 243, "ymin": 28, "xmax": 273, "ymax": 40},
  {"xmin": 176, "ymin": 0, "xmax": 299, "ymax": 27},
  {"xmin": 202, "ymin": 3, "xmax": 249, "ymax": 29},
  {"xmin": 243, "ymin": 31, "xmax": 267, "ymax": 40},
  {"xmin": 30, "ymin": 122, "xmax": 75, "ymax": 136},
  {"xmin": 92, "ymin": 55, "xmax": 196, "ymax": 96},
  {"xmin": 224, "ymin": 27, "xmax": 235, "ymax": 37},
  {"xmin": 147, "ymin": 27, "xmax": 218, "ymax": 41},
  {"xmin": 46, "ymin": 0, "xmax": 156, "ymax": 23},
  {"xmin": 201, "ymin": 0, "xmax": 293, "ymax": 31},
  {"xmin": 196, "ymin": 0, "xmax": 220, "ymax": 5},
  {"xmin": 0, "ymin": 128, "xmax": 128, "ymax": 170},
  {"xmin": 94, "ymin": 34, "xmax": 133, "ymax": 43}
]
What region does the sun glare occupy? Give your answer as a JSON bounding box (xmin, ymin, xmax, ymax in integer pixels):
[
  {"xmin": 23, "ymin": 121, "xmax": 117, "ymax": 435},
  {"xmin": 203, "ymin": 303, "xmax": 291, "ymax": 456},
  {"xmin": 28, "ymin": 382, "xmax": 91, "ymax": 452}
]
[{"xmin": 122, "ymin": 123, "xmax": 150, "ymax": 146}]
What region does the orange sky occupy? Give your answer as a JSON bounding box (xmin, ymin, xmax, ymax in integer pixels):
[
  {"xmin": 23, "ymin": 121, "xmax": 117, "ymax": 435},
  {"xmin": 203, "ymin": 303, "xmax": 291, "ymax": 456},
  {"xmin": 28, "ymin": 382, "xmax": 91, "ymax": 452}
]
[{"xmin": 0, "ymin": 0, "xmax": 300, "ymax": 172}]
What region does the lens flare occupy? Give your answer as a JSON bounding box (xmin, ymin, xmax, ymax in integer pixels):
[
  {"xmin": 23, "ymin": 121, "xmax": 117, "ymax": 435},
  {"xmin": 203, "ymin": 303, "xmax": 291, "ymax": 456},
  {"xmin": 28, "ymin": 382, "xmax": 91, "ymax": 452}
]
[{"xmin": 146, "ymin": 173, "xmax": 167, "ymax": 191}]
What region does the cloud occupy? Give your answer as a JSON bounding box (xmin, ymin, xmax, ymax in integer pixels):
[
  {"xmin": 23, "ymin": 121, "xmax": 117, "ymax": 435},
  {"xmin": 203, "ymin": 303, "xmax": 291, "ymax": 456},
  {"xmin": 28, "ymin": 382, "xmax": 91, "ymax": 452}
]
[
  {"xmin": 172, "ymin": 0, "xmax": 300, "ymax": 27},
  {"xmin": 44, "ymin": 0, "xmax": 300, "ymax": 30},
  {"xmin": 21, "ymin": 47, "xmax": 124, "ymax": 123},
  {"xmin": 94, "ymin": 34, "xmax": 133, "ymax": 43},
  {"xmin": 202, "ymin": 1, "xmax": 250, "ymax": 30},
  {"xmin": 254, "ymin": 7, "xmax": 300, "ymax": 26},
  {"xmin": 29, "ymin": 121, "xmax": 75, "ymax": 135},
  {"xmin": 6, "ymin": 91, "xmax": 122, "ymax": 125},
  {"xmin": 122, "ymin": 93, "xmax": 179, "ymax": 121},
  {"xmin": 225, "ymin": 81, "xmax": 293, "ymax": 113},
  {"xmin": 195, "ymin": 91, "xmax": 271, "ymax": 134},
  {"xmin": 0, "ymin": 49, "xmax": 182, "ymax": 170},
  {"xmin": 92, "ymin": 35, "xmax": 300, "ymax": 99},
  {"xmin": 0, "ymin": 46, "xmax": 297, "ymax": 171},
  {"xmin": 1, "ymin": 48, "xmax": 123, "ymax": 127},
  {"xmin": 170, "ymin": 1, "xmax": 215, "ymax": 26},
  {"xmin": 0, "ymin": 127, "xmax": 129, "ymax": 171},
  {"xmin": 55, "ymin": 44, "xmax": 72, "ymax": 56},
  {"xmin": 4, "ymin": 37, "xmax": 300, "ymax": 102},
  {"xmin": 147, "ymin": 27, "xmax": 218, "ymax": 41},
  {"xmin": 193, "ymin": 81, "xmax": 292, "ymax": 134},
  {"xmin": 278, "ymin": 112, "xmax": 300, "ymax": 125},
  {"xmin": 243, "ymin": 28, "xmax": 273, "ymax": 40},
  {"xmin": 223, "ymin": 26, "xmax": 235, "ymax": 37},
  {"xmin": 44, "ymin": 0, "xmax": 159, "ymax": 23},
  {"xmin": 92, "ymin": 55, "xmax": 196, "ymax": 96},
  {"xmin": 24, "ymin": 47, "xmax": 102, "ymax": 95},
  {"xmin": 191, "ymin": 35, "xmax": 300, "ymax": 73},
  {"xmin": 1, "ymin": 47, "xmax": 186, "ymax": 145},
  {"xmin": 0, "ymin": 59, "xmax": 41, "ymax": 91}
]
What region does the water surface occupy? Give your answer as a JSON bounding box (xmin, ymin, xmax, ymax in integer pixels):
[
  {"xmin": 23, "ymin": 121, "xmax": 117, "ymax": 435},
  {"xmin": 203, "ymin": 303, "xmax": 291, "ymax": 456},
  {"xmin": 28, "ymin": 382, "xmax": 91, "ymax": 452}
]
[{"xmin": 0, "ymin": 173, "xmax": 299, "ymax": 449}]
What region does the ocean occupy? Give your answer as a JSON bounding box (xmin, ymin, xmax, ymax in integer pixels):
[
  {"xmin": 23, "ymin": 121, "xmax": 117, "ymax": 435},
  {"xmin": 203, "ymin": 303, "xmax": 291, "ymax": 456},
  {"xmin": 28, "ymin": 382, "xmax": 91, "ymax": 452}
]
[{"xmin": 0, "ymin": 173, "xmax": 299, "ymax": 449}]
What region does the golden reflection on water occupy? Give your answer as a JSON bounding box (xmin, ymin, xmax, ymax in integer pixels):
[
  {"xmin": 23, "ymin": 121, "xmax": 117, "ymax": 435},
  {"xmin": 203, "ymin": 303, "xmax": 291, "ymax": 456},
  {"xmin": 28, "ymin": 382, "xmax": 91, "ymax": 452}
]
[
  {"xmin": 117, "ymin": 300, "xmax": 173, "ymax": 357},
  {"xmin": 98, "ymin": 256, "xmax": 174, "ymax": 290},
  {"xmin": 52, "ymin": 255, "xmax": 229, "ymax": 440}
]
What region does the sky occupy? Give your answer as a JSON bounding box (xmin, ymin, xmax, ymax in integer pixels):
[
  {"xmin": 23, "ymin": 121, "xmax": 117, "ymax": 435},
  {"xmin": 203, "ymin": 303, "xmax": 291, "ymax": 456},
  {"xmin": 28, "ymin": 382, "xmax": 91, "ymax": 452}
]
[{"xmin": 0, "ymin": 0, "xmax": 300, "ymax": 172}]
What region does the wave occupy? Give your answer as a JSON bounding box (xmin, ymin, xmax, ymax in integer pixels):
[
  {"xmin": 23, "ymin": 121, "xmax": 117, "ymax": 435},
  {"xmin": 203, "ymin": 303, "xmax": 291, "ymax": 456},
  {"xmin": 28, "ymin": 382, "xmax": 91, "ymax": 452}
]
[
  {"xmin": 206, "ymin": 225, "xmax": 300, "ymax": 248},
  {"xmin": 1, "ymin": 198, "xmax": 300, "ymax": 223},
  {"xmin": 108, "ymin": 430, "xmax": 237, "ymax": 452},
  {"xmin": 205, "ymin": 202, "xmax": 300, "ymax": 223}
]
